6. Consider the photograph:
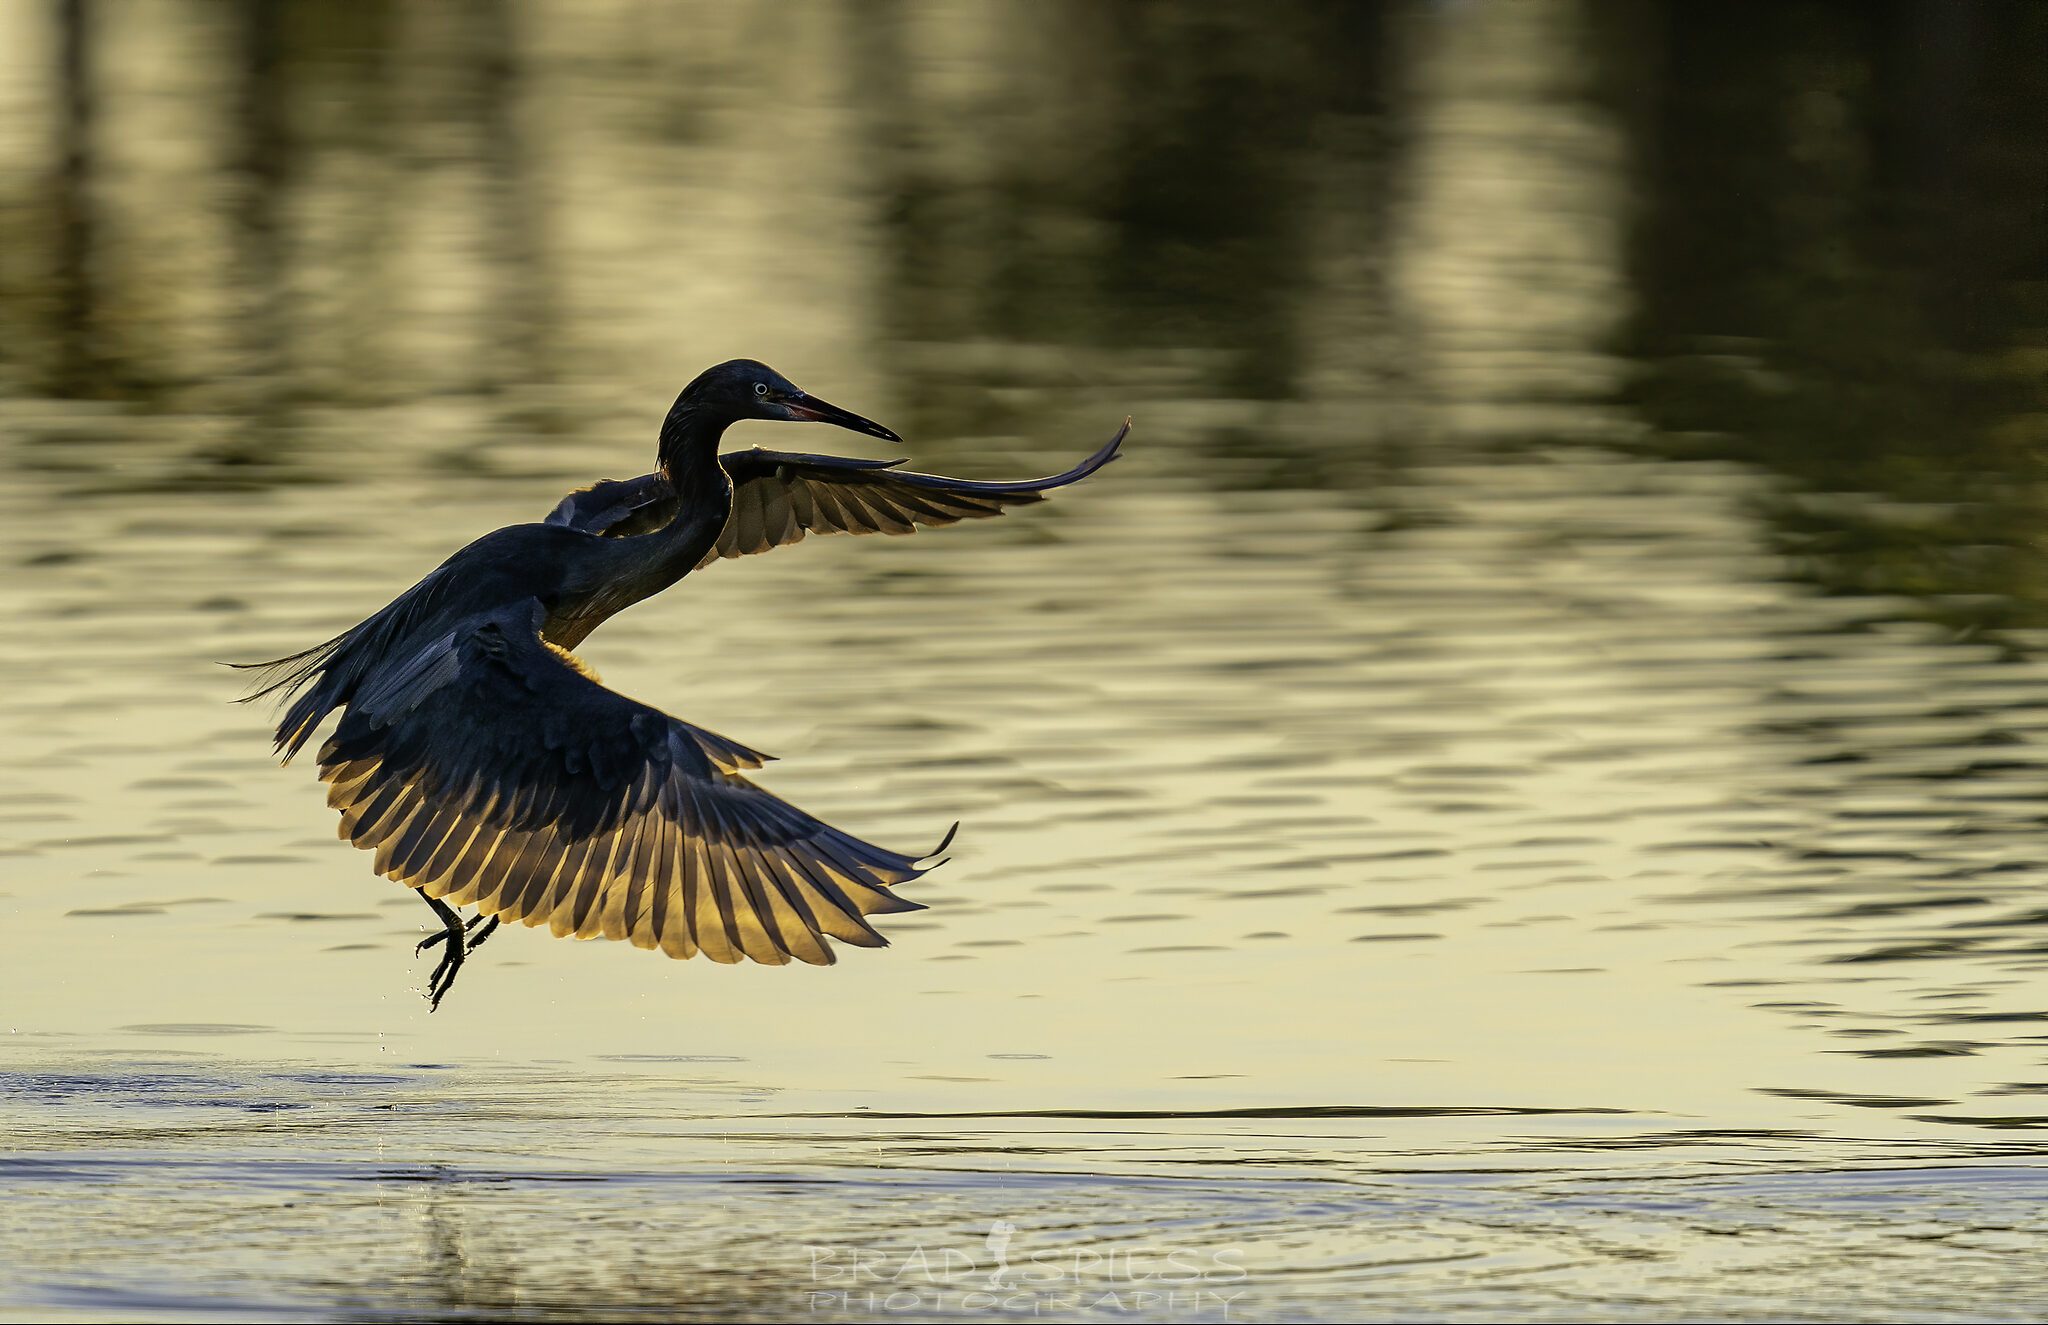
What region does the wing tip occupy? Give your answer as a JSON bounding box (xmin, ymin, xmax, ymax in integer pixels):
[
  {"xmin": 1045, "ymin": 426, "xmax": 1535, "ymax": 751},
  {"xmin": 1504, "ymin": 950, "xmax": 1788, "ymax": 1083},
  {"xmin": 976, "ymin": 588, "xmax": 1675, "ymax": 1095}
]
[
  {"xmin": 1095, "ymin": 417, "xmax": 1132, "ymax": 468},
  {"xmin": 923, "ymin": 820, "xmax": 961, "ymax": 861}
]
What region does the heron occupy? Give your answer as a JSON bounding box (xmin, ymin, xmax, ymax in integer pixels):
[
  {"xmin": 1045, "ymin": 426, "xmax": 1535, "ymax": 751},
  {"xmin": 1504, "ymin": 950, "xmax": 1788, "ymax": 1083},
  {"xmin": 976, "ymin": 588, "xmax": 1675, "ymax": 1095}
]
[{"xmin": 237, "ymin": 360, "xmax": 1126, "ymax": 1009}]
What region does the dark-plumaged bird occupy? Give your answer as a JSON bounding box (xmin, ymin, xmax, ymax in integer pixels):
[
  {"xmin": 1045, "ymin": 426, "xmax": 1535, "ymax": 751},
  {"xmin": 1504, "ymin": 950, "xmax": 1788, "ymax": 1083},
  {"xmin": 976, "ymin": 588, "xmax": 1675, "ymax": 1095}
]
[{"xmin": 237, "ymin": 360, "xmax": 1126, "ymax": 1008}]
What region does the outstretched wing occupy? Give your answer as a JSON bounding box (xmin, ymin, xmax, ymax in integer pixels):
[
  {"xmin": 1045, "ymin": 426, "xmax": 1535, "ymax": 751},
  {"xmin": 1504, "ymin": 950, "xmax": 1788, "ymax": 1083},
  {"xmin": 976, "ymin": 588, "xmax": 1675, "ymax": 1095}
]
[
  {"xmin": 704, "ymin": 420, "xmax": 1125, "ymax": 564},
  {"xmin": 316, "ymin": 601, "xmax": 943, "ymax": 965},
  {"xmin": 544, "ymin": 421, "xmax": 1129, "ymax": 565}
]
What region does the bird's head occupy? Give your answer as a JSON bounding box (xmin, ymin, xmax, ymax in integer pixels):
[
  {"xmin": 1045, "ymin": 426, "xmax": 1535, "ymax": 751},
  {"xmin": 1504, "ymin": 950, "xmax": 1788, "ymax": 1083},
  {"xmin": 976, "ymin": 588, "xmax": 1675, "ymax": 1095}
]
[{"xmin": 674, "ymin": 359, "xmax": 901, "ymax": 443}]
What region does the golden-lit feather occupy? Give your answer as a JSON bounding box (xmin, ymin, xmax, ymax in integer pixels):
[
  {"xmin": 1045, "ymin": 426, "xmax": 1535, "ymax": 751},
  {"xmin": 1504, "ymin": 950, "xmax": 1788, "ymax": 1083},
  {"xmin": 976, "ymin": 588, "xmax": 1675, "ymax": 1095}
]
[{"xmin": 311, "ymin": 605, "xmax": 940, "ymax": 966}]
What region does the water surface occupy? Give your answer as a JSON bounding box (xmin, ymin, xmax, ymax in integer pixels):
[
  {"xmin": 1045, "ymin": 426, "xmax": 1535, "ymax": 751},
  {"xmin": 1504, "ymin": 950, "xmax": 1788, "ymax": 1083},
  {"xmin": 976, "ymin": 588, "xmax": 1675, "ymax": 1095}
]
[{"xmin": 4, "ymin": 1, "xmax": 2048, "ymax": 1319}]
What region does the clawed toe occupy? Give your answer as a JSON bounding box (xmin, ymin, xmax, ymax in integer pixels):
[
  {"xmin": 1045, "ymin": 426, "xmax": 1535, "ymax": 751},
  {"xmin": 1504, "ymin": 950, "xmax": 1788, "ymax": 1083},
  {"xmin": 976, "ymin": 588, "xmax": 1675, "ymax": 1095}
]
[
  {"xmin": 425, "ymin": 948, "xmax": 461, "ymax": 1011},
  {"xmin": 464, "ymin": 916, "xmax": 500, "ymax": 954}
]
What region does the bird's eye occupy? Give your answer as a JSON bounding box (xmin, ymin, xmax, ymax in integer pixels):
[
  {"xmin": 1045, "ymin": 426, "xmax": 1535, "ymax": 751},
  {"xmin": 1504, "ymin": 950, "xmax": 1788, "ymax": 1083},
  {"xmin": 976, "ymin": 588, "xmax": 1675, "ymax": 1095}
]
[{"xmin": 753, "ymin": 382, "xmax": 769, "ymax": 397}]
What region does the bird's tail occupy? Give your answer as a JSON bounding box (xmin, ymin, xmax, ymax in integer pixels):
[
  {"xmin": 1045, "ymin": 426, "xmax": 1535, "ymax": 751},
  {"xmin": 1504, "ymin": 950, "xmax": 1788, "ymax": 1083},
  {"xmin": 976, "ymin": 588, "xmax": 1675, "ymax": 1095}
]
[
  {"xmin": 224, "ymin": 630, "xmax": 356, "ymax": 761},
  {"xmin": 228, "ymin": 563, "xmax": 460, "ymax": 763},
  {"xmin": 226, "ymin": 632, "xmax": 346, "ymax": 703}
]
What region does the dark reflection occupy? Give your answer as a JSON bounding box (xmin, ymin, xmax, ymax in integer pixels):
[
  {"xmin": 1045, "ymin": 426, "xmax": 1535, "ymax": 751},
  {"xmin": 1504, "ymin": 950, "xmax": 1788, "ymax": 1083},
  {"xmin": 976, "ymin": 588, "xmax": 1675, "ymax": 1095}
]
[
  {"xmin": 1624, "ymin": 0, "xmax": 2048, "ymax": 638},
  {"xmin": 1604, "ymin": 0, "xmax": 2048, "ymax": 1084},
  {"xmin": 46, "ymin": 0, "xmax": 110, "ymax": 397},
  {"xmin": 285, "ymin": 0, "xmax": 398, "ymax": 407},
  {"xmin": 852, "ymin": 2, "xmax": 1407, "ymax": 469},
  {"xmin": 221, "ymin": 0, "xmax": 291, "ymax": 456},
  {"xmin": 5, "ymin": 0, "xmax": 2040, "ymax": 491},
  {"xmin": 470, "ymin": 0, "xmax": 554, "ymax": 403}
]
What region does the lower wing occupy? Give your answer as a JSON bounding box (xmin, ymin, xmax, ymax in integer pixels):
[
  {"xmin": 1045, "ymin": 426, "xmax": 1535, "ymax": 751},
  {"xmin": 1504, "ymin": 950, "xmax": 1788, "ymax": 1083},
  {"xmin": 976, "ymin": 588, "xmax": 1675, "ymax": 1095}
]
[{"xmin": 314, "ymin": 601, "xmax": 948, "ymax": 965}]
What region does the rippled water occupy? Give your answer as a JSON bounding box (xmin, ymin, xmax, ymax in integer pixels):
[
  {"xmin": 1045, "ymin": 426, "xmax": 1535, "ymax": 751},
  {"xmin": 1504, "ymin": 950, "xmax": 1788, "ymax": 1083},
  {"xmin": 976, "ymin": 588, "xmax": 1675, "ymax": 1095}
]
[{"xmin": 4, "ymin": 0, "xmax": 2048, "ymax": 1319}]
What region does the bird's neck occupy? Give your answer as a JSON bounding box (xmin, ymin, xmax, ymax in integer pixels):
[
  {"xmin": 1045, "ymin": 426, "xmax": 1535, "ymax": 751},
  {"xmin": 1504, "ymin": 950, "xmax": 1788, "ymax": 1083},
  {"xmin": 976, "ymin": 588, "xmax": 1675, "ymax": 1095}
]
[
  {"xmin": 557, "ymin": 403, "xmax": 732, "ymax": 634},
  {"xmin": 639, "ymin": 401, "xmax": 730, "ymax": 567},
  {"xmin": 657, "ymin": 401, "xmax": 731, "ymax": 506}
]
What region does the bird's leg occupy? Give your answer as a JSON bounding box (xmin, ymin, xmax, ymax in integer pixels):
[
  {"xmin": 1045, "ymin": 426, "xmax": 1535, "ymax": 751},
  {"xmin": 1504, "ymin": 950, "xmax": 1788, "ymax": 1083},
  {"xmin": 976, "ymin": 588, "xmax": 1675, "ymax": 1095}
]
[
  {"xmin": 416, "ymin": 911, "xmax": 494, "ymax": 954},
  {"xmin": 463, "ymin": 916, "xmax": 500, "ymax": 954},
  {"xmin": 415, "ymin": 892, "xmax": 467, "ymax": 1011}
]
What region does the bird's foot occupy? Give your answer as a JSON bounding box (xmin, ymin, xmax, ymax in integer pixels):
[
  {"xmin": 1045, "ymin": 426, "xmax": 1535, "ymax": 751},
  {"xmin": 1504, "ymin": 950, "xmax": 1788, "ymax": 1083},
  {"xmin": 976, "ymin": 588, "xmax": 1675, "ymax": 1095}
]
[
  {"xmin": 417, "ymin": 897, "xmax": 476, "ymax": 1012},
  {"xmin": 421, "ymin": 915, "xmax": 494, "ymax": 1009},
  {"xmin": 416, "ymin": 912, "xmax": 495, "ymax": 955}
]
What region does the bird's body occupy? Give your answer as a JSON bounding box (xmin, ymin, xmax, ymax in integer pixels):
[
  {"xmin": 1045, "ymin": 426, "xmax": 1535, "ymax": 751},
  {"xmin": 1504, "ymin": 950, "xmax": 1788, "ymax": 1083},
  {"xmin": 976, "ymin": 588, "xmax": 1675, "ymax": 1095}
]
[{"xmin": 239, "ymin": 360, "xmax": 1123, "ymax": 1007}]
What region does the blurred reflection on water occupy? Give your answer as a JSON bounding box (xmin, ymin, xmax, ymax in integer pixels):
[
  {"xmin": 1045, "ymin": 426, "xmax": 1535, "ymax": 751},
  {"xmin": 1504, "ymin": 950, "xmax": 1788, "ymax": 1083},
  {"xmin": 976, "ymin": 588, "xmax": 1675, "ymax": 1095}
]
[{"xmin": 3, "ymin": 0, "xmax": 2048, "ymax": 1319}]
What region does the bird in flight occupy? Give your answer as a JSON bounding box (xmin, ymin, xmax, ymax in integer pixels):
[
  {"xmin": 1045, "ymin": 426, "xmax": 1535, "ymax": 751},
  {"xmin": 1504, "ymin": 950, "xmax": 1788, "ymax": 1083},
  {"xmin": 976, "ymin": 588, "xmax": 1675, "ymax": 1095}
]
[{"xmin": 237, "ymin": 360, "xmax": 1126, "ymax": 1009}]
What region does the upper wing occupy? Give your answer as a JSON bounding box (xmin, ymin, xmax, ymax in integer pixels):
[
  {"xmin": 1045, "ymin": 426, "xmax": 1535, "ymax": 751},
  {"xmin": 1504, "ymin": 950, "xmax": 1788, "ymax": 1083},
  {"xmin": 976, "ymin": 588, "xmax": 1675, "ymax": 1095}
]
[
  {"xmin": 316, "ymin": 602, "xmax": 942, "ymax": 966},
  {"xmin": 543, "ymin": 420, "xmax": 1129, "ymax": 564},
  {"xmin": 707, "ymin": 419, "xmax": 1126, "ymax": 564}
]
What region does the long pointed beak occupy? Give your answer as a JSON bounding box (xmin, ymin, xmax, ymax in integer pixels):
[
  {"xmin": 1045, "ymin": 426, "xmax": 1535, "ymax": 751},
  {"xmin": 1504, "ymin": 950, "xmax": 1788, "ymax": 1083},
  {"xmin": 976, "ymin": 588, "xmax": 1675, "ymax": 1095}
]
[{"xmin": 780, "ymin": 393, "xmax": 901, "ymax": 443}]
